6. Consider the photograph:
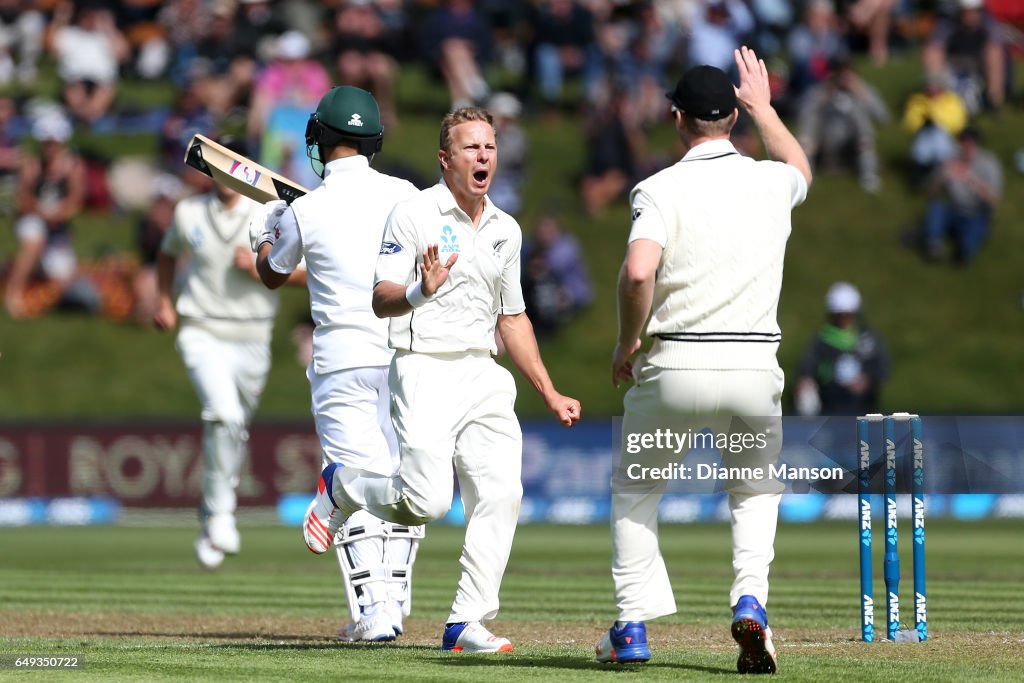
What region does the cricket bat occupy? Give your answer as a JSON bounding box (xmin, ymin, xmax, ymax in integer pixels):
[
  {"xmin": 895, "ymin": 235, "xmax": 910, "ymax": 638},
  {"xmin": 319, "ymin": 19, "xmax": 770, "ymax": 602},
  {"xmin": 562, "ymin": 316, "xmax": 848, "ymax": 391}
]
[{"xmin": 183, "ymin": 134, "xmax": 309, "ymax": 204}]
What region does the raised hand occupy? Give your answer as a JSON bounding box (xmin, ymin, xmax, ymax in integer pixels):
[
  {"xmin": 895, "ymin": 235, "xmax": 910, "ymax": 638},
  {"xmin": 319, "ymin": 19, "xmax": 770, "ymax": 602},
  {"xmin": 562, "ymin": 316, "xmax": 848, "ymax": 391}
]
[
  {"xmin": 734, "ymin": 45, "xmax": 772, "ymax": 114},
  {"xmin": 420, "ymin": 244, "xmax": 458, "ymax": 297}
]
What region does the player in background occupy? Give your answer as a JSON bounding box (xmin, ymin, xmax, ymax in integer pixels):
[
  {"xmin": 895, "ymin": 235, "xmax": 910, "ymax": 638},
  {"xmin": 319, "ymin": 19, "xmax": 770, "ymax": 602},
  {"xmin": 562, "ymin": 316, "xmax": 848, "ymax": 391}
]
[
  {"xmin": 599, "ymin": 47, "xmax": 812, "ymax": 674},
  {"xmin": 302, "ymin": 107, "xmax": 581, "ymax": 653},
  {"xmin": 155, "ymin": 137, "xmax": 306, "ymax": 571},
  {"xmin": 251, "ymin": 86, "xmax": 422, "ymax": 643}
]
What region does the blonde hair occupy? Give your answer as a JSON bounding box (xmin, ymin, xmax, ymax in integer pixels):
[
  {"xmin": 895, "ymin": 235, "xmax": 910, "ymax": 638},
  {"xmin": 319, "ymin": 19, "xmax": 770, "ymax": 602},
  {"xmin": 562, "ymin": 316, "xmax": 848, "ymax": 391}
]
[
  {"xmin": 681, "ymin": 112, "xmax": 735, "ymax": 138},
  {"xmin": 439, "ymin": 107, "xmax": 494, "ymax": 155}
]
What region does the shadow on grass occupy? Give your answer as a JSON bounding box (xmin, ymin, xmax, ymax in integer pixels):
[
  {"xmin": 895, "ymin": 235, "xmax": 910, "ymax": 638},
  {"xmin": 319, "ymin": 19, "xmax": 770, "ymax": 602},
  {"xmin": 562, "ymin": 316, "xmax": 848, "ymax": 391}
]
[
  {"xmin": 423, "ymin": 653, "xmax": 733, "ymax": 676},
  {"xmin": 88, "ymin": 632, "xmax": 440, "ymax": 651}
]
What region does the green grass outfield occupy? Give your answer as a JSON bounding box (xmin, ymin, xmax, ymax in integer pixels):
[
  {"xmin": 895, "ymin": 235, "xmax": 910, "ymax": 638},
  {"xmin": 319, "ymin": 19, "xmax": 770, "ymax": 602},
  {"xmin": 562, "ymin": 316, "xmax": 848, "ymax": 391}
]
[{"xmin": 1, "ymin": 520, "xmax": 1022, "ymax": 681}]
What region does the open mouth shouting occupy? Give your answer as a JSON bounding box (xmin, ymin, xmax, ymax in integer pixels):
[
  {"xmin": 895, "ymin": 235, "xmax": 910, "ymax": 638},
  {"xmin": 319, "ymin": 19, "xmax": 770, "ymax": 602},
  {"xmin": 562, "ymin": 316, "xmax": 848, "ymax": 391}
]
[{"xmin": 472, "ymin": 168, "xmax": 490, "ymax": 189}]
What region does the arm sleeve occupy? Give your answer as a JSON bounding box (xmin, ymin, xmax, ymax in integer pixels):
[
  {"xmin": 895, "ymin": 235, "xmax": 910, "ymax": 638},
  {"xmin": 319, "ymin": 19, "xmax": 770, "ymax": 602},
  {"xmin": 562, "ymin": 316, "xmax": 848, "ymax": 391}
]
[
  {"xmin": 627, "ymin": 188, "xmax": 668, "ymax": 247},
  {"xmin": 782, "ymin": 162, "xmax": 808, "ymax": 208},
  {"xmin": 499, "ymin": 227, "xmax": 526, "ymax": 315},
  {"xmin": 266, "ymin": 206, "xmax": 302, "ymax": 274},
  {"xmin": 374, "ymin": 205, "xmax": 419, "ymax": 286},
  {"xmin": 159, "ymin": 203, "xmax": 187, "ymax": 257}
]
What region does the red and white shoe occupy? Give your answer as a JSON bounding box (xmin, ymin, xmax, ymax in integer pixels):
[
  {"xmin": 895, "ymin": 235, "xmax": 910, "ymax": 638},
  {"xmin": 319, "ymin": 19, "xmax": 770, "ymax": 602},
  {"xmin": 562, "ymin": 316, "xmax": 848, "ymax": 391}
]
[
  {"xmin": 303, "ymin": 463, "xmax": 346, "ymax": 554},
  {"xmin": 441, "ymin": 621, "xmax": 513, "ymax": 653}
]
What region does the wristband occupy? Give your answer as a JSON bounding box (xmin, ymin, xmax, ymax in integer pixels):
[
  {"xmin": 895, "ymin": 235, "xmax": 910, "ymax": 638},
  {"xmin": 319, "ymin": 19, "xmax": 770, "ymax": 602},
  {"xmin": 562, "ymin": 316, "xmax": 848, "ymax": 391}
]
[{"xmin": 405, "ymin": 280, "xmax": 432, "ymax": 308}]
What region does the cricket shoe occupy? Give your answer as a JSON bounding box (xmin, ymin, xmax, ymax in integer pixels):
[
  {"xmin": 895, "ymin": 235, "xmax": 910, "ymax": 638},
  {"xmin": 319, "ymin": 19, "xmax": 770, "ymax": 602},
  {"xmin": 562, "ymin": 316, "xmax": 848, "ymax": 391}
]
[
  {"xmin": 206, "ymin": 514, "xmax": 240, "ymax": 554},
  {"xmin": 595, "ymin": 621, "xmax": 651, "ymax": 664},
  {"xmin": 337, "ymin": 606, "xmax": 397, "ymax": 643},
  {"xmin": 303, "ymin": 463, "xmax": 347, "ymax": 554},
  {"xmin": 731, "ymin": 595, "xmax": 777, "ymax": 674},
  {"xmin": 440, "ymin": 622, "xmax": 513, "ymax": 653},
  {"xmin": 388, "ymin": 602, "xmax": 404, "ymax": 636},
  {"xmin": 194, "ymin": 535, "xmax": 225, "ymax": 570}
]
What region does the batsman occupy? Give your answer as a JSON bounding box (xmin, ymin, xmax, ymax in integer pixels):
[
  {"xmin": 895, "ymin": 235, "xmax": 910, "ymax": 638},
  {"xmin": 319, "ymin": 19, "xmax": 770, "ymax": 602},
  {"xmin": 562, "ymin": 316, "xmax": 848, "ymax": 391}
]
[{"xmin": 251, "ymin": 86, "xmax": 421, "ymax": 642}]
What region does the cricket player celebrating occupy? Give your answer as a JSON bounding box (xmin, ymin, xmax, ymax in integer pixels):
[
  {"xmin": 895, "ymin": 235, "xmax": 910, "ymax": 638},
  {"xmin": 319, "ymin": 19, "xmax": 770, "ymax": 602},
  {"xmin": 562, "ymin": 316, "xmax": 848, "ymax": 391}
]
[
  {"xmin": 302, "ymin": 107, "xmax": 581, "ymax": 653},
  {"xmin": 251, "ymin": 86, "xmax": 422, "ymax": 642},
  {"xmin": 155, "ymin": 137, "xmax": 305, "ymax": 570},
  {"xmin": 597, "ymin": 47, "xmax": 812, "ymax": 674}
]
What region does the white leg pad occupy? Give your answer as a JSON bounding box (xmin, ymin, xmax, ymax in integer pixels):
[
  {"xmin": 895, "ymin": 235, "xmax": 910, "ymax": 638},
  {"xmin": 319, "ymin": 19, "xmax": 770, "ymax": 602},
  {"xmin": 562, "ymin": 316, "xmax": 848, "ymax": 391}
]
[
  {"xmin": 386, "ymin": 523, "xmax": 424, "ymax": 617},
  {"xmin": 334, "ymin": 509, "xmax": 391, "ymax": 623}
]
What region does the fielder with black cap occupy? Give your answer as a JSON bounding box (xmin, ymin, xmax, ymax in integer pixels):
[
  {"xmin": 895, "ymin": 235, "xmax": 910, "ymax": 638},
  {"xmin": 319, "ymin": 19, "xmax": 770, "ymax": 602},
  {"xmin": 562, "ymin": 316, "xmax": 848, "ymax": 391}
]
[
  {"xmin": 596, "ymin": 46, "xmax": 813, "ymax": 674},
  {"xmin": 251, "ymin": 85, "xmax": 422, "ymax": 643}
]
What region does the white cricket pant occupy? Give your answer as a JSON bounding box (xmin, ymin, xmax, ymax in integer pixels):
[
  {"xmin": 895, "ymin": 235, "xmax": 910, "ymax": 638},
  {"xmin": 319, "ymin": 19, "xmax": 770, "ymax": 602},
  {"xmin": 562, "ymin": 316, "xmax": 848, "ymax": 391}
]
[
  {"xmin": 334, "ymin": 350, "xmax": 523, "ymax": 624},
  {"xmin": 309, "ymin": 365, "xmax": 406, "ymax": 617},
  {"xmin": 176, "ymin": 325, "xmax": 269, "ymax": 520},
  {"xmin": 612, "ymin": 363, "xmax": 784, "ymax": 622},
  {"xmin": 308, "ymin": 365, "xmax": 397, "ymax": 474}
]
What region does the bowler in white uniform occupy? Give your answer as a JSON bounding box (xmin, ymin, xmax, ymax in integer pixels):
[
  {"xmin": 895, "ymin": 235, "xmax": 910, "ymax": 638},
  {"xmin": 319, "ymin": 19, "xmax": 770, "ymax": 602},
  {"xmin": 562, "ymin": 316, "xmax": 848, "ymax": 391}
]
[
  {"xmin": 597, "ymin": 47, "xmax": 812, "ymax": 674},
  {"xmin": 302, "ymin": 107, "xmax": 581, "ymax": 654}
]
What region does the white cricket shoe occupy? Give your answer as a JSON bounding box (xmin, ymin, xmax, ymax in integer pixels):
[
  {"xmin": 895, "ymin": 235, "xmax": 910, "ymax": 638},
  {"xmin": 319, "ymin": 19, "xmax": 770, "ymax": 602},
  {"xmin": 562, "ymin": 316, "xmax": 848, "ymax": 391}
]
[
  {"xmin": 337, "ymin": 606, "xmax": 397, "ymax": 643},
  {"xmin": 194, "ymin": 536, "xmax": 225, "ymax": 570},
  {"xmin": 303, "ymin": 463, "xmax": 347, "ymax": 554},
  {"xmin": 207, "ymin": 514, "xmax": 240, "ymax": 554},
  {"xmin": 388, "ymin": 602, "xmax": 404, "ymax": 636},
  {"xmin": 441, "ymin": 621, "xmax": 513, "ymax": 653}
]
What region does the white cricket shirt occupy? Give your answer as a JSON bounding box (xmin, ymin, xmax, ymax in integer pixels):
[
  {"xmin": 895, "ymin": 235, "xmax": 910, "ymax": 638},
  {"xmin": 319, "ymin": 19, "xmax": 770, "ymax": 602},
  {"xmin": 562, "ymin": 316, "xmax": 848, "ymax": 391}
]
[
  {"xmin": 375, "ymin": 181, "xmax": 526, "ymax": 354},
  {"xmin": 268, "ymin": 155, "xmax": 418, "ymax": 374},
  {"xmin": 627, "ymin": 139, "xmax": 808, "ymax": 370},
  {"xmin": 161, "ymin": 193, "xmax": 277, "ymax": 342}
]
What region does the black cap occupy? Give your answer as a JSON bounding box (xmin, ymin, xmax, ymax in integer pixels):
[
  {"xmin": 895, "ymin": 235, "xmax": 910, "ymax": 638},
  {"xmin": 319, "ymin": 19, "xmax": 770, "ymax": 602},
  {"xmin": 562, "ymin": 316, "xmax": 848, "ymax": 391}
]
[{"xmin": 667, "ymin": 65, "xmax": 737, "ymax": 121}]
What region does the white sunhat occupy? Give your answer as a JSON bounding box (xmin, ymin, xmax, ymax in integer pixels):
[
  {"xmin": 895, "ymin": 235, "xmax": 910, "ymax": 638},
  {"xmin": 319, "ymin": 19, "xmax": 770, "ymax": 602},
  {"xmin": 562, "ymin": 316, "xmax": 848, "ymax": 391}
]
[
  {"xmin": 31, "ymin": 112, "xmax": 72, "ymax": 143},
  {"xmin": 488, "ymin": 92, "xmax": 522, "ymax": 119},
  {"xmin": 276, "ymin": 30, "xmax": 311, "ymax": 61},
  {"xmin": 825, "ymin": 282, "xmax": 861, "ymax": 314}
]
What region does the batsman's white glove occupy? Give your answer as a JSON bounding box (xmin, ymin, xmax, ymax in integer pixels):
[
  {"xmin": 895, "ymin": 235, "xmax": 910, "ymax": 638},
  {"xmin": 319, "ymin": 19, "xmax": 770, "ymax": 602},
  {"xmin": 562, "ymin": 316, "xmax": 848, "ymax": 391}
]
[{"xmin": 249, "ymin": 199, "xmax": 289, "ymax": 252}]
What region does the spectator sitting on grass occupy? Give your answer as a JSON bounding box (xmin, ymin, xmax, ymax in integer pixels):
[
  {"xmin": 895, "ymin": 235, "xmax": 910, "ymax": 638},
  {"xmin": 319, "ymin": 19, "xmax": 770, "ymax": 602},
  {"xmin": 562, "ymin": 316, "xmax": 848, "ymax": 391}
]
[
  {"xmin": 922, "ymin": 126, "xmax": 1002, "ymax": 264},
  {"xmin": 248, "ymin": 31, "xmax": 331, "ymax": 190},
  {"xmin": 46, "ymin": 0, "xmax": 129, "ymax": 126},
  {"xmin": 902, "ymin": 70, "xmax": 968, "ymax": 187},
  {"xmin": 3, "ymin": 112, "xmax": 93, "ymax": 319},
  {"xmin": 0, "ymin": 95, "xmax": 22, "ymax": 214},
  {"xmin": 797, "ymin": 57, "xmax": 889, "ymax": 193},
  {"xmin": 332, "ymin": 0, "xmax": 402, "ymax": 129},
  {"xmin": 923, "ymin": 0, "xmax": 1007, "ymax": 113},
  {"xmin": 0, "ymin": 0, "xmax": 45, "ymax": 86},
  {"xmin": 419, "ymin": 0, "xmax": 492, "ymax": 109},
  {"xmin": 524, "ymin": 212, "xmax": 592, "ymax": 314}
]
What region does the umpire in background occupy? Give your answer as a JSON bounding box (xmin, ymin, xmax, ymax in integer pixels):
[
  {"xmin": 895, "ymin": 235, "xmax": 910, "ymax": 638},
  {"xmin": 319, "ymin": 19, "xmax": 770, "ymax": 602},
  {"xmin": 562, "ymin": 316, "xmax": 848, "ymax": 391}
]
[{"xmin": 598, "ymin": 47, "xmax": 812, "ymax": 674}]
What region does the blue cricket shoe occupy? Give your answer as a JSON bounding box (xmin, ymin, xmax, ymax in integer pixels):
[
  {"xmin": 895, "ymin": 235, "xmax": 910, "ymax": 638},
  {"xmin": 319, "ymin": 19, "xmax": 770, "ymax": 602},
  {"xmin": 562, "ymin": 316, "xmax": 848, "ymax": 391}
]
[
  {"xmin": 595, "ymin": 621, "xmax": 651, "ymax": 664},
  {"xmin": 731, "ymin": 595, "xmax": 777, "ymax": 674}
]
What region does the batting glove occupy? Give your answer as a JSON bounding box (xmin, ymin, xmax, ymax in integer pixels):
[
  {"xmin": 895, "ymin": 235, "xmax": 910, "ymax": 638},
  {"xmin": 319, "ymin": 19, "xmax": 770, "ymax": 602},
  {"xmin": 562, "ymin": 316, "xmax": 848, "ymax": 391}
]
[{"xmin": 249, "ymin": 200, "xmax": 288, "ymax": 252}]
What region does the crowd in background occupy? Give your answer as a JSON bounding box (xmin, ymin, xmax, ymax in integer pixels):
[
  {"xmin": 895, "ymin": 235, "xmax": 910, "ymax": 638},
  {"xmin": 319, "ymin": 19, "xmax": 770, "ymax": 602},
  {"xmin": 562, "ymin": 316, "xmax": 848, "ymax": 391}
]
[{"xmin": 0, "ymin": 0, "xmax": 1021, "ymax": 369}]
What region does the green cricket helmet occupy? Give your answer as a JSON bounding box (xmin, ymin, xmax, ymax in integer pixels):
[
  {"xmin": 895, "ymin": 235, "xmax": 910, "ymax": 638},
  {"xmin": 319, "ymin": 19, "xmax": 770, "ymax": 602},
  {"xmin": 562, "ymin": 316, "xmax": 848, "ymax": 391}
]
[{"xmin": 305, "ymin": 86, "xmax": 384, "ymax": 171}]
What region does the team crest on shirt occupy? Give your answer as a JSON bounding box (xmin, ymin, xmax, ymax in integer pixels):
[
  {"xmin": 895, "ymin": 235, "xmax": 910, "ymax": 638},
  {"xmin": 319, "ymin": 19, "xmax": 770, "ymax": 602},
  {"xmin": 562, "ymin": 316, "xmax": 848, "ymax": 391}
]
[
  {"xmin": 439, "ymin": 225, "xmax": 460, "ymax": 254},
  {"xmin": 189, "ymin": 224, "xmax": 204, "ymax": 248},
  {"xmin": 492, "ymin": 238, "xmax": 507, "ymax": 255},
  {"xmin": 632, "ymin": 208, "xmax": 643, "ymax": 221},
  {"xmin": 379, "ymin": 241, "xmax": 402, "ymax": 254}
]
